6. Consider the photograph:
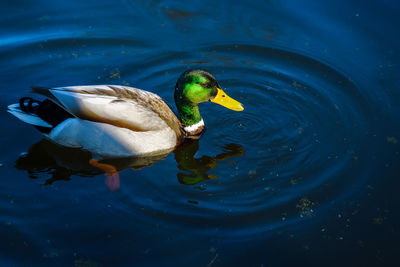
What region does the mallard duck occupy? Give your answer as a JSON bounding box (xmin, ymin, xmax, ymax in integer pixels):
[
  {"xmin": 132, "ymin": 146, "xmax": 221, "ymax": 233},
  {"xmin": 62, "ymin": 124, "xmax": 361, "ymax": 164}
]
[{"xmin": 8, "ymin": 69, "xmax": 243, "ymax": 158}]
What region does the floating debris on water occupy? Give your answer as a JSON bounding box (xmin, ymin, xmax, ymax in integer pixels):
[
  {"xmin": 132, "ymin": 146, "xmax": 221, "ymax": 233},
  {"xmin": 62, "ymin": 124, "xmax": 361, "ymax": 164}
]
[
  {"xmin": 372, "ymin": 217, "xmax": 383, "ymax": 224},
  {"xmin": 296, "ymin": 197, "xmax": 316, "ymax": 217},
  {"xmin": 108, "ymin": 68, "xmax": 121, "ymax": 79},
  {"xmin": 206, "ymin": 252, "xmax": 218, "ymax": 267},
  {"xmin": 74, "ymin": 258, "xmax": 101, "ymax": 267},
  {"xmin": 297, "ymin": 127, "xmax": 303, "ymax": 134},
  {"xmin": 37, "ymin": 15, "xmax": 50, "ymax": 21},
  {"xmin": 387, "ymin": 136, "xmax": 398, "ymax": 144},
  {"xmin": 292, "ymin": 81, "xmax": 301, "ymax": 87},
  {"xmin": 194, "ymin": 186, "xmax": 206, "ymax": 191},
  {"xmin": 248, "ymin": 170, "xmax": 257, "ymax": 176}
]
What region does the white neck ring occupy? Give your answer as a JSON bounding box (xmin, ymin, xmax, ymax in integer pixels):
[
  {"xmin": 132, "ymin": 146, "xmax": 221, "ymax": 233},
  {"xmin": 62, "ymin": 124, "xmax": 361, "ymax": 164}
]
[{"xmin": 184, "ymin": 119, "xmax": 204, "ymax": 133}]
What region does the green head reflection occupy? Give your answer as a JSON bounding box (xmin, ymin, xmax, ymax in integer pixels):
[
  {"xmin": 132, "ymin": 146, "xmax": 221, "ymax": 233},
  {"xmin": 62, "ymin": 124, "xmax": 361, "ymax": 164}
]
[{"xmin": 175, "ymin": 139, "xmax": 245, "ymax": 185}]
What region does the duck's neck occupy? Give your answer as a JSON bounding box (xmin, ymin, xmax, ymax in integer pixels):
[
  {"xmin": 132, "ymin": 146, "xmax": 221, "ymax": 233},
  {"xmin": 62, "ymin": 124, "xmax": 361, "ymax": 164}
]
[{"xmin": 176, "ymin": 101, "xmax": 205, "ymax": 136}]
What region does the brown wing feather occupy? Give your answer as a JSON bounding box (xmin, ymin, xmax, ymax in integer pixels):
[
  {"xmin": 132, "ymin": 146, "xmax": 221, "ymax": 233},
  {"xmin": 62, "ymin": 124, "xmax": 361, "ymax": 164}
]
[
  {"xmin": 107, "ymin": 86, "xmax": 185, "ymax": 142},
  {"xmin": 43, "ymin": 85, "xmax": 185, "ymax": 143}
]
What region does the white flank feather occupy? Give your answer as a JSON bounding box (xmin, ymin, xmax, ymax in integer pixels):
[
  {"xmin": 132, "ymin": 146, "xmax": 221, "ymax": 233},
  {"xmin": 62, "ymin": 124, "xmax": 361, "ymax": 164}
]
[{"xmin": 49, "ymin": 118, "xmax": 177, "ymax": 158}]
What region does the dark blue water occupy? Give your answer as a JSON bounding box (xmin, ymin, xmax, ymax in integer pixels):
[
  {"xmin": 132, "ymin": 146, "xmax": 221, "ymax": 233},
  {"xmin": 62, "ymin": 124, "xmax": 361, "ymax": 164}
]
[{"xmin": 1, "ymin": 0, "xmax": 399, "ymax": 266}]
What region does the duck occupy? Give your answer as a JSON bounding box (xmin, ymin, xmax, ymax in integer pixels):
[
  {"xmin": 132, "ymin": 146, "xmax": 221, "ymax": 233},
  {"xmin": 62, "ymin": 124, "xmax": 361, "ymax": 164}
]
[{"xmin": 8, "ymin": 69, "xmax": 244, "ymax": 159}]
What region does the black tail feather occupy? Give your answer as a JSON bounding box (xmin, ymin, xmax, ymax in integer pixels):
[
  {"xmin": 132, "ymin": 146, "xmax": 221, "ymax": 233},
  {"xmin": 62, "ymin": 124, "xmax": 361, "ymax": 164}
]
[
  {"xmin": 19, "ymin": 97, "xmax": 41, "ymax": 113},
  {"xmin": 19, "ymin": 96, "xmax": 73, "ymax": 131},
  {"xmin": 30, "ymin": 86, "xmax": 54, "ymax": 99}
]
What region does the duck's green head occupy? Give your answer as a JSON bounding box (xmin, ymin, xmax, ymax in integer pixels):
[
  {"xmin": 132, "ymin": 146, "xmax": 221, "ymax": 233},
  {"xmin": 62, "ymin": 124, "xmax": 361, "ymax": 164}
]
[{"xmin": 174, "ymin": 69, "xmax": 243, "ymax": 135}]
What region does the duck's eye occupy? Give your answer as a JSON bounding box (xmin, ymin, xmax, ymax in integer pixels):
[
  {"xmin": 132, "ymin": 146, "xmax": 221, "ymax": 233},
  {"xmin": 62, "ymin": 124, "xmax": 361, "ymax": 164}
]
[{"xmin": 200, "ymin": 83, "xmax": 210, "ymax": 88}]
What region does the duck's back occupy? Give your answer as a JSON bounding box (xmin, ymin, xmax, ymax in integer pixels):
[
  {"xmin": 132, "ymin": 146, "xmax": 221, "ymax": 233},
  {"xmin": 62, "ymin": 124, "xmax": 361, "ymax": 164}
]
[{"xmin": 9, "ymin": 85, "xmax": 184, "ymax": 158}]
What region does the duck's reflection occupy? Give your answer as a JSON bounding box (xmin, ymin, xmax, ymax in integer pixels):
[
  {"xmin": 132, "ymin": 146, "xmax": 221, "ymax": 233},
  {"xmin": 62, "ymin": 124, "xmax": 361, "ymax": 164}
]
[
  {"xmin": 175, "ymin": 139, "xmax": 244, "ymax": 185},
  {"xmin": 15, "ymin": 138, "xmax": 244, "ymax": 190}
]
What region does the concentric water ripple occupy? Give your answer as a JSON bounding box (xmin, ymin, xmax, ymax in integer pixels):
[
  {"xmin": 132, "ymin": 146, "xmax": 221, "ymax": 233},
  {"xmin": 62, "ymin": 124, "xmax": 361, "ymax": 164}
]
[
  {"xmin": 115, "ymin": 44, "xmax": 374, "ymax": 238},
  {"xmin": 5, "ymin": 39, "xmax": 376, "ymax": 241}
]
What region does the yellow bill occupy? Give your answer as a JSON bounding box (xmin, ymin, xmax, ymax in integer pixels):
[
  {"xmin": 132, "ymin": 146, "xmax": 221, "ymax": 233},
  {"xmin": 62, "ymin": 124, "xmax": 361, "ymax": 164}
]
[{"xmin": 210, "ymin": 88, "xmax": 244, "ymax": 111}]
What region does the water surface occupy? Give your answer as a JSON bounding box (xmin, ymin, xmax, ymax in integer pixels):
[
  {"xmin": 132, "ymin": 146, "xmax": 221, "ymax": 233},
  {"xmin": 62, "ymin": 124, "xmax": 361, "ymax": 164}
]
[{"xmin": 1, "ymin": 0, "xmax": 399, "ymax": 266}]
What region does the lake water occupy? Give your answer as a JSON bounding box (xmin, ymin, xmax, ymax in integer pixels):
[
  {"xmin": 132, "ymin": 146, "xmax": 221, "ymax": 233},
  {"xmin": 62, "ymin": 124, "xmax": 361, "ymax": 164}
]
[{"xmin": 1, "ymin": 0, "xmax": 399, "ymax": 266}]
